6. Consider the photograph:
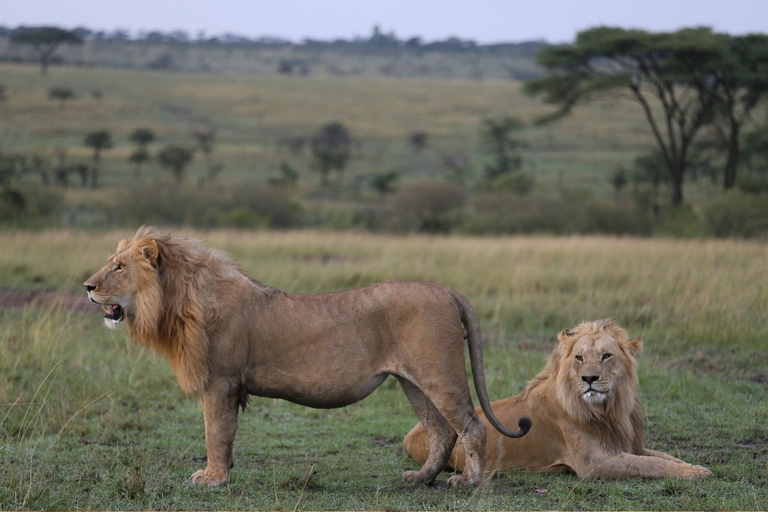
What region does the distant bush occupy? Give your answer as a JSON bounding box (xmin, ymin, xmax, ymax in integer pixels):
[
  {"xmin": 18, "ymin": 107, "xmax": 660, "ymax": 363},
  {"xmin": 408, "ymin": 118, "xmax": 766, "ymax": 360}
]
[
  {"xmin": 460, "ymin": 194, "xmax": 655, "ymax": 236},
  {"xmin": 0, "ymin": 185, "xmax": 64, "ymax": 228},
  {"xmin": 461, "ymin": 194, "xmax": 583, "ymax": 235},
  {"xmin": 653, "ymin": 204, "xmax": 709, "ymax": 238},
  {"xmin": 146, "ymin": 53, "xmax": 174, "ymax": 70},
  {"xmin": 48, "ymin": 87, "xmax": 76, "ymax": 108},
  {"xmin": 394, "ymin": 180, "xmax": 465, "ymax": 233},
  {"xmin": 583, "ymin": 201, "xmax": 652, "ymax": 236},
  {"xmin": 0, "ymin": 189, "xmax": 26, "ymax": 222},
  {"xmin": 225, "ymin": 183, "xmax": 302, "ymax": 229},
  {"xmin": 736, "ymin": 174, "xmax": 768, "ymax": 195},
  {"xmin": 478, "ymin": 172, "xmax": 535, "ymax": 195},
  {"xmin": 103, "ymin": 183, "xmax": 301, "ymax": 229},
  {"xmin": 703, "ymin": 192, "xmax": 768, "ymax": 238}
]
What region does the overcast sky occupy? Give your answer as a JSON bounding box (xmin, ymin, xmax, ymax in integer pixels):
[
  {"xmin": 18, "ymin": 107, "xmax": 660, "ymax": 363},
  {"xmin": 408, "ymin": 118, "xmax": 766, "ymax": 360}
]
[{"xmin": 5, "ymin": 0, "xmax": 767, "ymax": 44}]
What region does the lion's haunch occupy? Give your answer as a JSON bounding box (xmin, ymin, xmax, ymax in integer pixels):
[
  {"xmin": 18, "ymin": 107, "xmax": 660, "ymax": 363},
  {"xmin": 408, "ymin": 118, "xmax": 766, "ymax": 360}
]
[{"xmin": 83, "ymin": 226, "xmax": 531, "ymax": 488}]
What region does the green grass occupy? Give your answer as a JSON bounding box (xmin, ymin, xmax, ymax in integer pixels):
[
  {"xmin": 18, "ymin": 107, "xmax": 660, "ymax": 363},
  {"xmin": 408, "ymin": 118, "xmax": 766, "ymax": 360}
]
[{"xmin": 0, "ymin": 229, "xmax": 766, "ymax": 510}]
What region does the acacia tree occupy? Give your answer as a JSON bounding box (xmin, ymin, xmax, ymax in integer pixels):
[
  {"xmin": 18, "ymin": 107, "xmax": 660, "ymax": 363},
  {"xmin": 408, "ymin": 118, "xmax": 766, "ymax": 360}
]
[
  {"xmin": 191, "ymin": 123, "xmax": 222, "ymax": 184},
  {"xmin": 128, "ymin": 128, "xmax": 156, "ymax": 177},
  {"xmin": 10, "ymin": 27, "xmax": 83, "ymax": 75},
  {"xmin": 525, "ymin": 27, "xmax": 727, "ymax": 205},
  {"xmin": 157, "ymin": 145, "xmax": 194, "ymax": 184},
  {"xmin": 83, "ymin": 130, "xmax": 113, "ymax": 188},
  {"xmin": 710, "ymin": 34, "xmax": 768, "ymax": 189},
  {"xmin": 311, "ymin": 122, "xmax": 352, "ymax": 186},
  {"xmin": 408, "ymin": 131, "xmax": 428, "ymax": 153},
  {"xmin": 480, "ymin": 116, "xmax": 525, "ymax": 180},
  {"xmin": 48, "ymin": 87, "xmax": 75, "ymax": 108}
]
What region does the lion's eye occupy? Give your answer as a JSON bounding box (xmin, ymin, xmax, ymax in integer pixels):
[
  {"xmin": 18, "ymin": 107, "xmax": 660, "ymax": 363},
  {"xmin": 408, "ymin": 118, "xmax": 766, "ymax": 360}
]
[
  {"xmin": 113, "ymin": 264, "xmax": 123, "ymax": 273},
  {"xmin": 602, "ymin": 353, "xmax": 612, "ymax": 361},
  {"xmin": 575, "ymin": 355, "xmax": 583, "ymax": 362}
]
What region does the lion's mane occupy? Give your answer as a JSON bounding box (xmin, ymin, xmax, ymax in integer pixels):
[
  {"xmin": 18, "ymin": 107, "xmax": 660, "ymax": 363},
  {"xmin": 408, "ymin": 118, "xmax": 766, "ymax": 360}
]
[
  {"xmin": 523, "ymin": 318, "xmax": 644, "ymax": 453},
  {"xmin": 125, "ymin": 226, "xmax": 273, "ymax": 396}
]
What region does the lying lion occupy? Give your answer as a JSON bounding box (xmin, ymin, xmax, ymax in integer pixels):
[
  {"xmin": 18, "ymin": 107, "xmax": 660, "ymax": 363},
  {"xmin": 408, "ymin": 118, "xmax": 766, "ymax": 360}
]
[
  {"xmin": 84, "ymin": 227, "xmax": 530, "ymax": 487},
  {"xmin": 403, "ymin": 319, "xmax": 712, "ymax": 480}
]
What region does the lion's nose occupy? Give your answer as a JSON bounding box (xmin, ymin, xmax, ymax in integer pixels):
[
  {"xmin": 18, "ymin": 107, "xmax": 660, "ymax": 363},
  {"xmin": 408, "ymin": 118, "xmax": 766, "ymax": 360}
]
[
  {"xmin": 84, "ymin": 283, "xmax": 96, "ymax": 292},
  {"xmin": 581, "ymin": 374, "xmax": 599, "ymax": 384}
]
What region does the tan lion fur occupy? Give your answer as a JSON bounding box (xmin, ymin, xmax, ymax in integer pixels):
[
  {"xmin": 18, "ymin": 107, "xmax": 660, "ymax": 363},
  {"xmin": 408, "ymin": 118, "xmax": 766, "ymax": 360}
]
[
  {"xmin": 84, "ymin": 226, "xmax": 530, "ymax": 488},
  {"xmin": 403, "ymin": 319, "xmax": 712, "ymax": 480}
]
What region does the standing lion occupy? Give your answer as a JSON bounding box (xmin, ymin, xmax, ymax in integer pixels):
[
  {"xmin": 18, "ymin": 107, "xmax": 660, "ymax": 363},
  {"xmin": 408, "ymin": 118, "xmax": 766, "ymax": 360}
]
[
  {"xmin": 403, "ymin": 319, "xmax": 712, "ymax": 480},
  {"xmin": 84, "ymin": 226, "xmax": 530, "ymax": 487}
]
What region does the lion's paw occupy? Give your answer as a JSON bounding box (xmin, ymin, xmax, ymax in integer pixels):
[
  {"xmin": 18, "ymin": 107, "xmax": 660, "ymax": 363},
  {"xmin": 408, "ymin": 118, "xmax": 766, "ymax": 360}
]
[
  {"xmin": 189, "ymin": 469, "xmax": 229, "ymax": 487},
  {"xmin": 402, "ymin": 469, "xmax": 440, "ymax": 486},
  {"xmin": 447, "ymin": 473, "xmax": 480, "ymax": 487},
  {"xmin": 688, "ymin": 465, "xmax": 713, "ymax": 480}
]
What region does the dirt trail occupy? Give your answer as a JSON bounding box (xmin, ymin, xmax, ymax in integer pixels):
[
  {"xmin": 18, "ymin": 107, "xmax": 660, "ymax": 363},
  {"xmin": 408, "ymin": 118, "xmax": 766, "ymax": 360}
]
[{"xmin": 0, "ymin": 289, "xmax": 99, "ymax": 313}]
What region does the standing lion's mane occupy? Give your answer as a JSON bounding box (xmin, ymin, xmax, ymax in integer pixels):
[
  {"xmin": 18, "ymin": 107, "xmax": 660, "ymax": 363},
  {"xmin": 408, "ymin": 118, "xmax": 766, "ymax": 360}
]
[{"xmin": 125, "ymin": 226, "xmax": 274, "ymax": 395}]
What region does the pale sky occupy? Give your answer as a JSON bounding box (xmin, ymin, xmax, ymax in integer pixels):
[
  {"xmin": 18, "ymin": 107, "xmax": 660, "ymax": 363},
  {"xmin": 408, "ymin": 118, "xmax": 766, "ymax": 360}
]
[{"xmin": 4, "ymin": 0, "xmax": 767, "ymax": 44}]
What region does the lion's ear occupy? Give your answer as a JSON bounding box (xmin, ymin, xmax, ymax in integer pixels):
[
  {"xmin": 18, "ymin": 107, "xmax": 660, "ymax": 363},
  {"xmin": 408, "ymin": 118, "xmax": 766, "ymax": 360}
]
[
  {"xmin": 138, "ymin": 238, "xmax": 159, "ymax": 268},
  {"xmin": 116, "ymin": 238, "xmax": 131, "ymax": 252},
  {"xmin": 626, "ymin": 337, "xmax": 643, "ymax": 356},
  {"xmin": 557, "ymin": 329, "xmax": 576, "ymax": 342}
]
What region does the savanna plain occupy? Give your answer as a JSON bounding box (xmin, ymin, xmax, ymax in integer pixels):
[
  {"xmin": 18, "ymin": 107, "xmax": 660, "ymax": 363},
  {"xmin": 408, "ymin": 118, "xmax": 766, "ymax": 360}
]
[
  {"xmin": 0, "ymin": 229, "xmax": 766, "ymax": 510},
  {"xmin": 1, "ymin": 41, "xmax": 767, "ymax": 510}
]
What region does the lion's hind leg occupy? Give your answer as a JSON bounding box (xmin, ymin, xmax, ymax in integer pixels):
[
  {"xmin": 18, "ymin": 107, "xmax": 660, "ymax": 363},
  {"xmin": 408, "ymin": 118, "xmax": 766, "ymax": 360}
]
[
  {"xmin": 443, "ymin": 410, "xmax": 486, "ymax": 487},
  {"xmin": 397, "ymin": 377, "xmax": 457, "ymax": 486},
  {"xmin": 415, "ymin": 381, "xmax": 487, "ymax": 487}
]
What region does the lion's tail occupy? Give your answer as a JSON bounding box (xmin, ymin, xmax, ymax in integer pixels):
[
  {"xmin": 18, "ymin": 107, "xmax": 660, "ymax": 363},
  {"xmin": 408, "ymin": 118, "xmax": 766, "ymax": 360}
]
[{"xmin": 450, "ymin": 291, "xmax": 532, "ymax": 439}]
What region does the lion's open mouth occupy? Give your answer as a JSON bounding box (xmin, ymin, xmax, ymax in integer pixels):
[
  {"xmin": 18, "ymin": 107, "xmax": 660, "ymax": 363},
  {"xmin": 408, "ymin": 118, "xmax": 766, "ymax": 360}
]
[
  {"xmin": 102, "ymin": 304, "xmax": 123, "ymax": 323},
  {"xmin": 583, "ymin": 388, "xmax": 607, "ymax": 403}
]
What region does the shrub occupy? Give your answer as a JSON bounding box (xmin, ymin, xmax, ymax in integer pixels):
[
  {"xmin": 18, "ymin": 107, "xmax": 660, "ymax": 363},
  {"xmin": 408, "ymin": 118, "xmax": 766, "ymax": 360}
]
[
  {"xmin": 48, "ymin": 87, "xmax": 76, "ymax": 108},
  {"xmin": 462, "ymin": 193, "xmax": 589, "ymax": 235},
  {"xmin": 216, "ymin": 208, "xmax": 269, "ymax": 229},
  {"xmin": 0, "ymin": 186, "xmax": 63, "ymax": 227},
  {"xmin": 394, "ymin": 180, "xmax": 465, "ymax": 233},
  {"xmin": 583, "ymin": 201, "xmax": 652, "ymax": 236},
  {"xmin": 653, "ymin": 204, "xmax": 709, "ymax": 238},
  {"xmin": 103, "ymin": 183, "xmax": 301, "ymax": 229},
  {"xmin": 736, "ymin": 174, "xmax": 768, "ymax": 194},
  {"xmin": 478, "ymin": 172, "xmax": 535, "ymax": 195},
  {"xmin": 226, "ymin": 183, "xmax": 302, "ymax": 229},
  {"xmin": 461, "ymin": 194, "xmax": 655, "ymax": 236},
  {"xmin": 703, "ymin": 192, "xmax": 768, "ymax": 238}
]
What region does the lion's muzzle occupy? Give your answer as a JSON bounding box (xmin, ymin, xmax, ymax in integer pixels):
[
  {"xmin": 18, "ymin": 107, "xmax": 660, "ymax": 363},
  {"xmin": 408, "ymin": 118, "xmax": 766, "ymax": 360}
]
[{"xmin": 84, "ymin": 282, "xmax": 124, "ymax": 326}]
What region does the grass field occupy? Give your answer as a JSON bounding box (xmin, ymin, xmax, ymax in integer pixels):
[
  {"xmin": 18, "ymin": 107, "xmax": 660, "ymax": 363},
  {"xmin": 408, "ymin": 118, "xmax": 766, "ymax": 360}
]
[
  {"xmin": 0, "ymin": 62, "xmax": 657, "ymax": 189},
  {"xmin": 6, "ymin": 61, "xmax": 761, "ymax": 238},
  {"xmin": 1, "ymin": 229, "xmax": 766, "ymax": 510}
]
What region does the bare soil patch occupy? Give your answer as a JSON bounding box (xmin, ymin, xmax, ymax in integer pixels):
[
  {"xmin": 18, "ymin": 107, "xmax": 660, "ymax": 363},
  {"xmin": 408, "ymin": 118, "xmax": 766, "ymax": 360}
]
[{"xmin": 0, "ymin": 289, "xmax": 98, "ymax": 313}]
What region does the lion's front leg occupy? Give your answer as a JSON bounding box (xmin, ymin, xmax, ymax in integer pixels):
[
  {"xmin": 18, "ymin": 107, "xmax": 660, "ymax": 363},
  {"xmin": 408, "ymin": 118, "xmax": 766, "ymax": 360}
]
[
  {"xmin": 190, "ymin": 380, "xmax": 241, "ymax": 487},
  {"xmin": 641, "ymin": 448, "xmax": 687, "ymax": 463},
  {"xmin": 576, "ymin": 451, "xmax": 712, "ymax": 480}
]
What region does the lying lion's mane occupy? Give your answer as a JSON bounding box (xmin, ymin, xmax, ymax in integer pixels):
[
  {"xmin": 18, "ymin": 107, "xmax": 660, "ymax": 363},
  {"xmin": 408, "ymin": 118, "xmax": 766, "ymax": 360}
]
[
  {"xmin": 520, "ymin": 318, "xmax": 645, "ymax": 454},
  {"xmin": 126, "ymin": 226, "xmax": 276, "ymax": 395}
]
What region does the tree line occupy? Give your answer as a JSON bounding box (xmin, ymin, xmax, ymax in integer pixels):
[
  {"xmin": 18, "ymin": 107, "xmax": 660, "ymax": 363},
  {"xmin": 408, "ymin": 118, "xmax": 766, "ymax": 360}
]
[{"xmin": 1, "ymin": 24, "xmax": 543, "ymax": 55}]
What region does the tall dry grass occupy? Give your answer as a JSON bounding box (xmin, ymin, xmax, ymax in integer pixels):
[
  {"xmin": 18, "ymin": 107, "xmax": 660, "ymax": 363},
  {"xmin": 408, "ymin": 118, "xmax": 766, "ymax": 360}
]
[
  {"xmin": 1, "ymin": 229, "xmax": 766, "ymax": 510},
  {"xmin": 3, "ymin": 228, "xmax": 765, "ymax": 354}
]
